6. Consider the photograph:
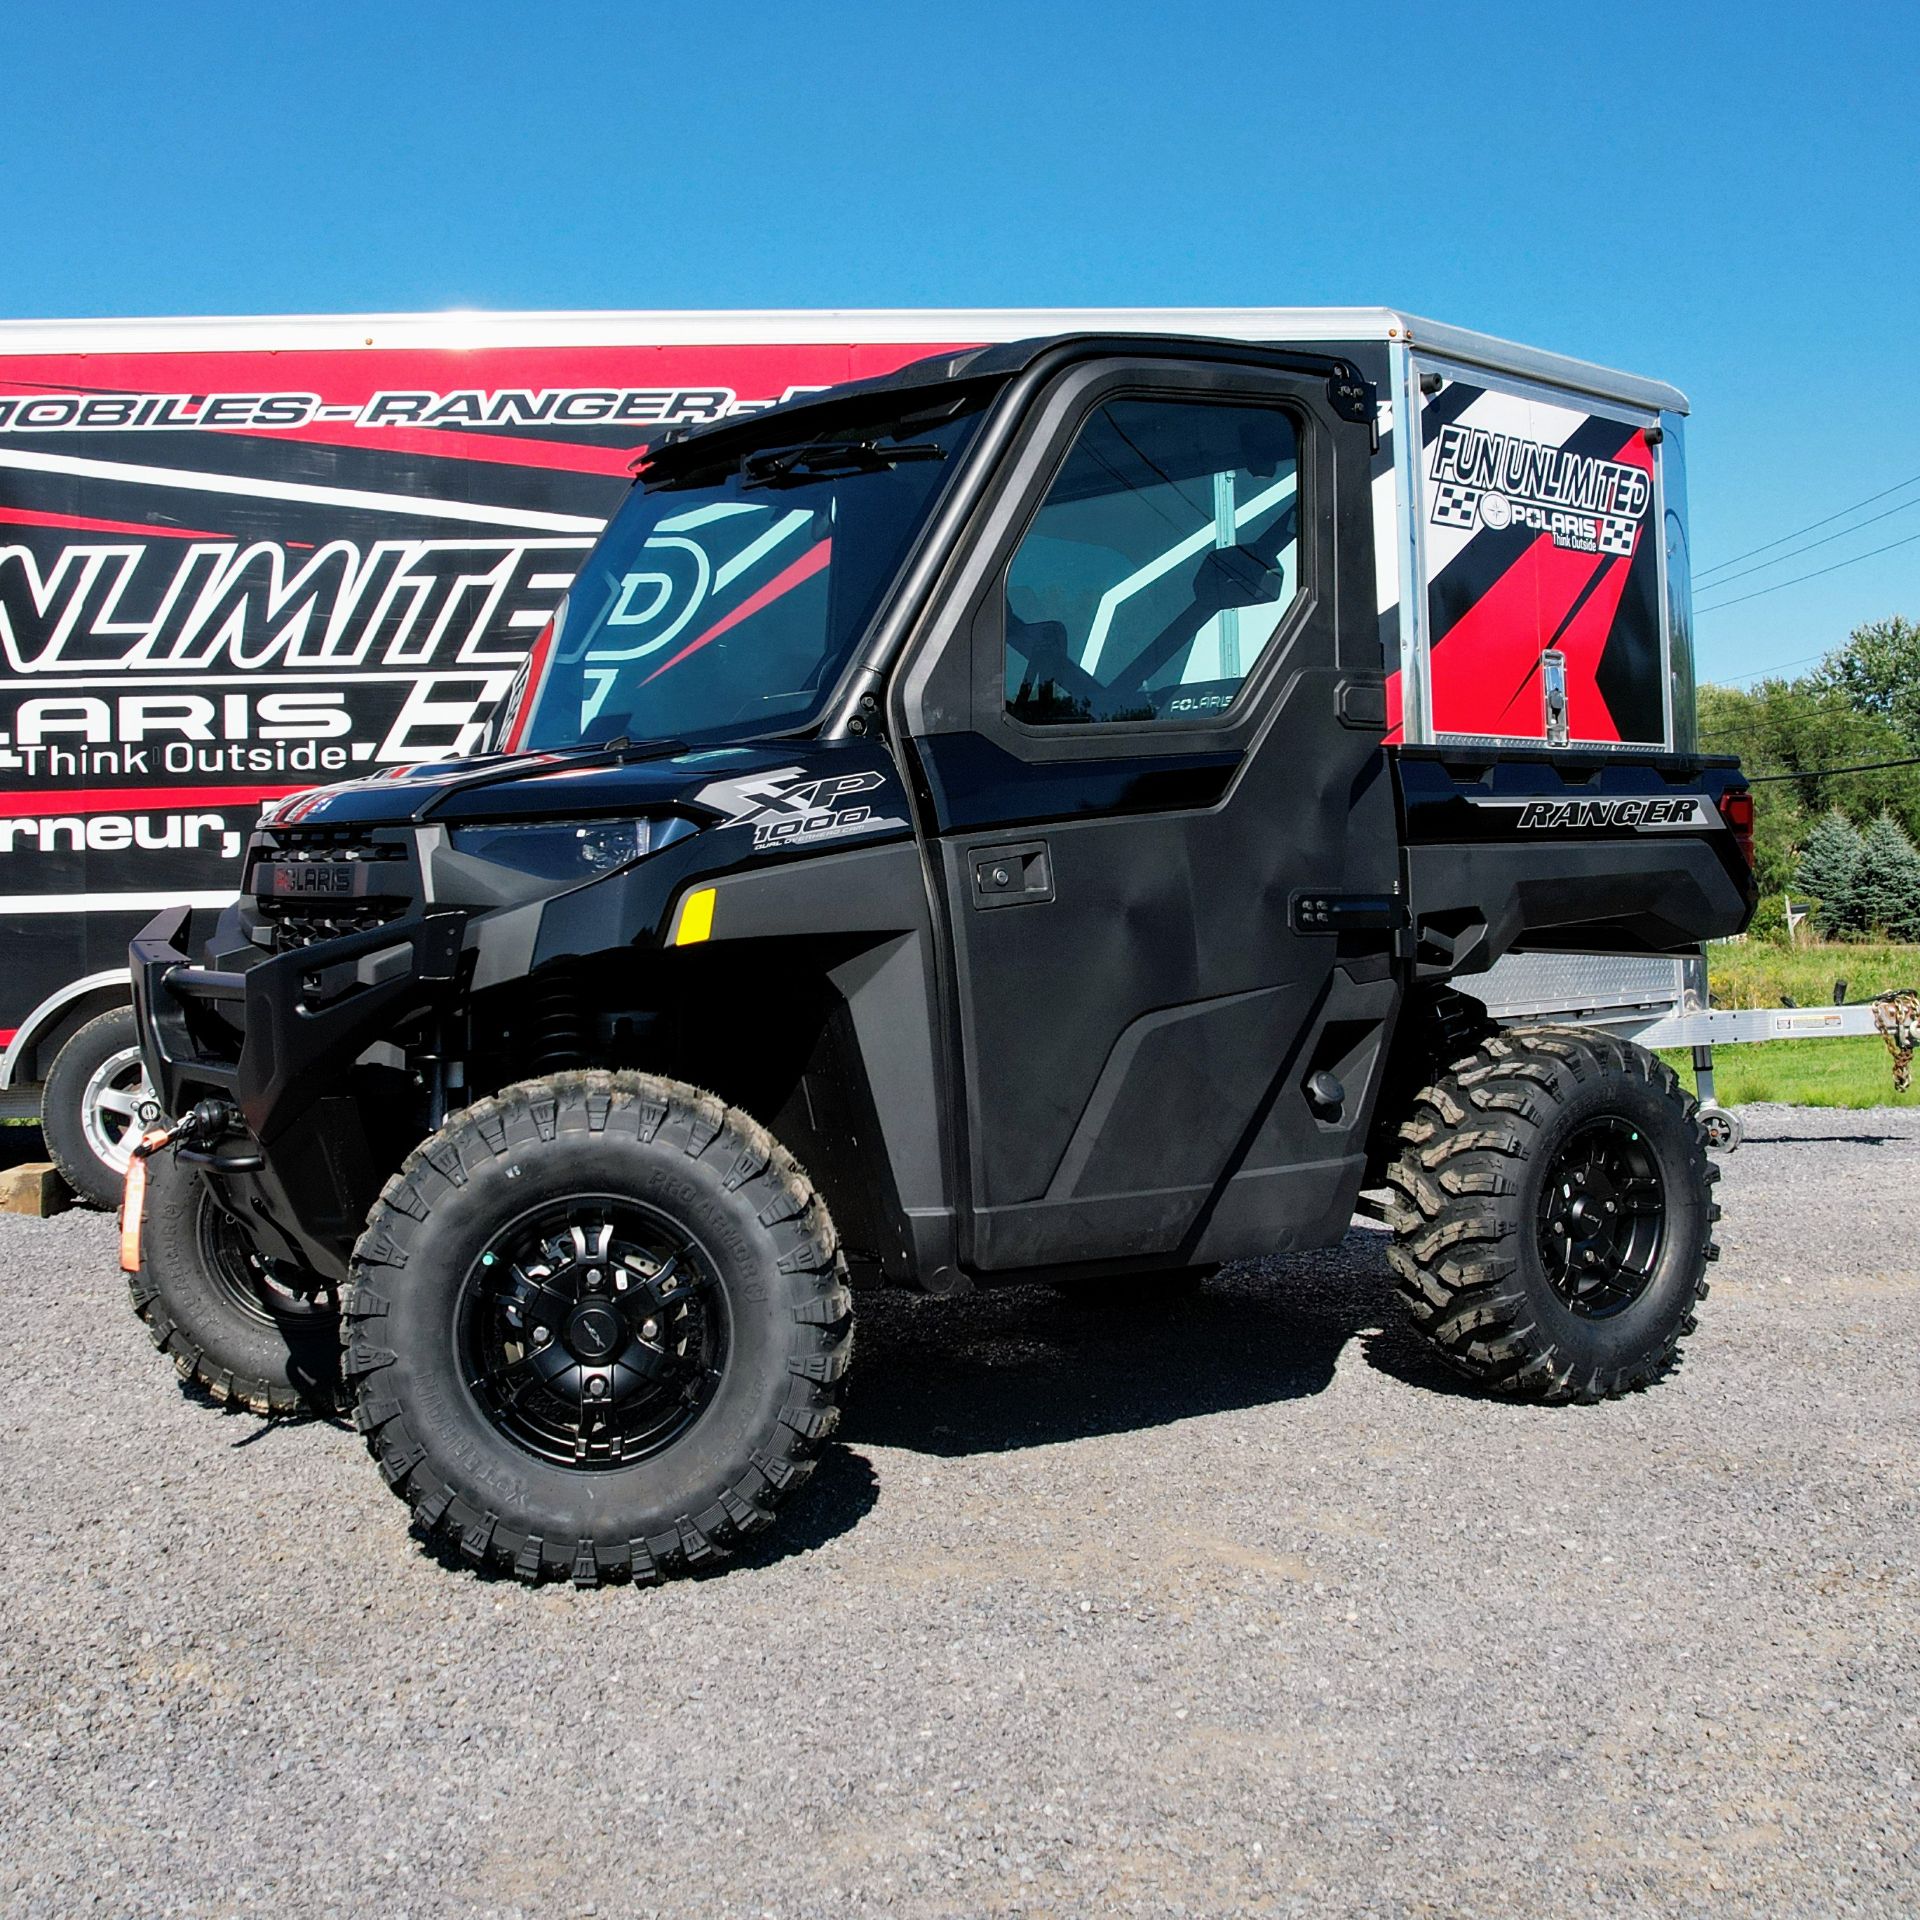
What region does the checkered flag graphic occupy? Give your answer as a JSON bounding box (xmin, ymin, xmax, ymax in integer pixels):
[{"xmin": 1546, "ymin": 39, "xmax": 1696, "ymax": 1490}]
[
  {"xmin": 1598, "ymin": 517, "xmax": 1637, "ymax": 556},
  {"xmin": 1429, "ymin": 483, "xmax": 1479, "ymax": 530}
]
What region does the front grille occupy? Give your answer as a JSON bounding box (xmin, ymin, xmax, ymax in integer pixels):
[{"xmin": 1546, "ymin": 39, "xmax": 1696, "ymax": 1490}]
[
  {"xmin": 255, "ymin": 827, "xmax": 409, "ymax": 864},
  {"xmin": 249, "ymin": 827, "xmax": 416, "ymax": 954},
  {"xmin": 255, "ymin": 897, "xmax": 411, "ymax": 952}
]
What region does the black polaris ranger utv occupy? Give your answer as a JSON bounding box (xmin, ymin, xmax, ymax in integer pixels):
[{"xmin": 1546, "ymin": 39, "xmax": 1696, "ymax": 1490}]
[{"xmin": 126, "ymin": 325, "xmax": 1755, "ymax": 1585}]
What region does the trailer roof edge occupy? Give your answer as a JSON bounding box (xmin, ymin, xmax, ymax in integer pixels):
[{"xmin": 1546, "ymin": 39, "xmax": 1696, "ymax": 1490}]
[{"xmin": 0, "ymin": 306, "xmax": 1688, "ymax": 415}]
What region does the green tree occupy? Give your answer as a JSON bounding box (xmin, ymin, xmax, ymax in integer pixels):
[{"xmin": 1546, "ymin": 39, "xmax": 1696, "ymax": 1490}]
[
  {"xmin": 1795, "ymin": 809, "xmax": 1864, "ymax": 934},
  {"xmin": 1808, "ymin": 615, "xmax": 1920, "ymax": 746},
  {"xmin": 1701, "ymin": 614, "xmax": 1920, "ymax": 940},
  {"xmin": 1698, "ymin": 683, "xmax": 1802, "ymax": 895},
  {"xmin": 1698, "ymin": 669, "xmax": 1920, "ymax": 901},
  {"xmin": 1854, "ymin": 811, "xmax": 1920, "ymax": 940}
]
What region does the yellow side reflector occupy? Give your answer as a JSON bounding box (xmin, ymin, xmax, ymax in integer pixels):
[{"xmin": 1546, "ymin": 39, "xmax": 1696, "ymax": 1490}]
[{"xmin": 674, "ymin": 887, "xmax": 716, "ymax": 946}]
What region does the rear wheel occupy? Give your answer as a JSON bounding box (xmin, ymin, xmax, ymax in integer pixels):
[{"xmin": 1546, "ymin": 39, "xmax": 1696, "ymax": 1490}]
[
  {"xmin": 44, "ymin": 1007, "xmax": 165, "ymax": 1210},
  {"xmin": 128, "ymin": 1151, "xmax": 343, "ymax": 1414},
  {"xmin": 1384, "ymin": 1026, "xmax": 1718, "ymax": 1401},
  {"xmin": 342, "ymin": 1071, "xmax": 853, "ymax": 1586}
]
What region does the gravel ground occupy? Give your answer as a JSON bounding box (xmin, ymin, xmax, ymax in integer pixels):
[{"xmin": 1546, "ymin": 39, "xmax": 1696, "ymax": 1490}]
[{"xmin": 1, "ymin": 1102, "xmax": 1916, "ymax": 1920}]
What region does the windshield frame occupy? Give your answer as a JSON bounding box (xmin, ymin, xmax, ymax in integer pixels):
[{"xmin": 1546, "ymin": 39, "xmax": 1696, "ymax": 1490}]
[{"xmin": 499, "ymin": 382, "xmax": 1003, "ymax": 758}]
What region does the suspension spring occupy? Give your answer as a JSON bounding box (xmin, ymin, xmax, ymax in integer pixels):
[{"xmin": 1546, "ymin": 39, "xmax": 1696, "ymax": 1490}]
[{"xmin": 525, "ymin": 969, "xmax": 588, "ymax": 1075}]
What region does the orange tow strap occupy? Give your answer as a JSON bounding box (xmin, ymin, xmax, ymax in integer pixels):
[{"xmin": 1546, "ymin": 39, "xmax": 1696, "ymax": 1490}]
[{"xmin": 119, "ymin": 1127, "xmax": 173, "ymax": 1274}]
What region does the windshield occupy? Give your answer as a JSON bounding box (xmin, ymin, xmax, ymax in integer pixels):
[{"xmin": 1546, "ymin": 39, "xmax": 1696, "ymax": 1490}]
[{"xmin": 510, "ymin": 400, "xmax": 984, "ymax": 753}]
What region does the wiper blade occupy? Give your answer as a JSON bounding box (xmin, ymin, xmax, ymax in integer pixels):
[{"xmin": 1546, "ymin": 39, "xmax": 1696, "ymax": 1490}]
[
  {"xmin": 740, "ymin": 439, "xmax": 949, "ymax": 489},
  {"xmin": 584, "ymin": 735, "xmax": 692, "ymax": 761}
]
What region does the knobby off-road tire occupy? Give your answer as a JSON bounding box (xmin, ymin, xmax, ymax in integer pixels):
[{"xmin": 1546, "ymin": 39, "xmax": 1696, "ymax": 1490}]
[
  {"xmin": 1384, "ymin": 1025, "xmax": 1719, "ymax": 1402},
  {"xmin": 128, "ymin": 1150, "xmax": 344, "ymax": 1414},
  {"xmin": 342, "ymin": 1071, "xmax": 853, "ymax": 1587},
  {"xmin": 44, "ymin": 1006, "xmax": 162, "ymax": 1210}
]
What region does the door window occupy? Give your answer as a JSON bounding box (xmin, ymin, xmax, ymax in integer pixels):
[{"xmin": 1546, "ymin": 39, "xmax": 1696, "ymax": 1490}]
[{"xmin": 1005, "ymin": 398, "xmax": 1300, "ymax": 727}]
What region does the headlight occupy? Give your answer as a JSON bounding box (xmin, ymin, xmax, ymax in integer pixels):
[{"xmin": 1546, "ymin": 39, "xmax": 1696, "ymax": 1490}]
[{"xmin": 447, "ymin": 814, "xmax": 696, "ymax": 880}]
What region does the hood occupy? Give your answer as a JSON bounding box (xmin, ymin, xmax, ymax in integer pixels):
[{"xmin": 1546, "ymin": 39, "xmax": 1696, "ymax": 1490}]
[{"xmin": 260, "ymin": 738, "xmax": 911, "ymax": 835}]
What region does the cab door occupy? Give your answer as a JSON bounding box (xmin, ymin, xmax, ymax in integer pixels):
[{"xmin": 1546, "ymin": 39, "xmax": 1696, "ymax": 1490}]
[{"xmin": 894, "ymin": 354, "xmax": 1400, "ymax": 1275}]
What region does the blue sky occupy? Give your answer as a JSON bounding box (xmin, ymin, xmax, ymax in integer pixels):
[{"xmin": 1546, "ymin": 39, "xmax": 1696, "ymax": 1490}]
[{"xmin": 4, "ymin": 0, "xmax": 1915, "ymax": 689}]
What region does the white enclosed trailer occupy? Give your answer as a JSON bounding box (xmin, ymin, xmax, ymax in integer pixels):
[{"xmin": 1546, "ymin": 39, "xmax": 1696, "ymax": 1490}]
[{"xmin": 0, "ymin": 305, "xmax": 1739, "ymax": 1190}]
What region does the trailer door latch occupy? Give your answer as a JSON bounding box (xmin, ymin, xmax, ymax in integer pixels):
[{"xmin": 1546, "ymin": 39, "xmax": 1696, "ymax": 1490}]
[{"xmin": 1542, "ymin": 648, "xmax": 1570, "ymax": 747}]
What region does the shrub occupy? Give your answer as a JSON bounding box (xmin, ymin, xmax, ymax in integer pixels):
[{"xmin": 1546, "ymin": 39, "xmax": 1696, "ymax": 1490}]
[{"xmin": 1746, "ymin": 893, "xmax": 1791, "ymax": 944}]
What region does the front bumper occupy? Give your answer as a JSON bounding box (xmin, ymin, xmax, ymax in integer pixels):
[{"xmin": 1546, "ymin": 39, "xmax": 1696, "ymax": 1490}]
[
  {"xmin": 126, "ymin": 802, "xmax": 775, "ymax": 1279},
  {"xmin": 132, "ymin": 903, "xmax": 468, "ymax": 1278}
]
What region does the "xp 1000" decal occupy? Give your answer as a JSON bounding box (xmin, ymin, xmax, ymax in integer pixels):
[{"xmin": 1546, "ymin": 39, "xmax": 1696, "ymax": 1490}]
[
  {"xmin": 1467, "ymin": 795, "xmax": 1708, "ymax": 831},
  {"xmin": 693, "ymin": 767, "xmax": 909, "ymax": 853}
]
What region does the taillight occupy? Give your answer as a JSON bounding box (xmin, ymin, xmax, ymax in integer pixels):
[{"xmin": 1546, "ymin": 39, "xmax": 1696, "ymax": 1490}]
[{"xmin": 1716, "ymin": 786, "xmax": 1755, "ymax": 871}]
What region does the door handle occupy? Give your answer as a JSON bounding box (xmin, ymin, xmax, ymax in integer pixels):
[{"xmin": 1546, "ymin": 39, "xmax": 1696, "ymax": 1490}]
[{"xmin": 969, "ymin": 840, "xmax": 1054, "ymax": 909}]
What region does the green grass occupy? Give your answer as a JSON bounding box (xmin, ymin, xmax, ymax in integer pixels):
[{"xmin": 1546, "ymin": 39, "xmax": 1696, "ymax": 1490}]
[
  {"xmin": 1660, "ymin": 1035, "xmax": 1914, "ymax": 1110},
  {"xmin": 1661, "ymin": 939, "xmax": 1920, "ymax": 1108},
  {"xmin": 1704, "ymin": 939, "xmax": 1920, "ymax": 1010}
]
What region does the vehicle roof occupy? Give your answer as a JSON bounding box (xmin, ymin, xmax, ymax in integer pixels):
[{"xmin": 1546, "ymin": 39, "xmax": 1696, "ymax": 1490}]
[
  {"xmin": 0, "ymin": 306, "xmax": 1688, "ymax": 414},
  {"xmin": 636, "ymin": 332, "xmax": 1367, "ymax": 480}
]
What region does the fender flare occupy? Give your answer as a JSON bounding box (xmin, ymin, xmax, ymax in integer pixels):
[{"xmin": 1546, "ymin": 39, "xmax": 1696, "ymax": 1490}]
[{"xmin": 0, "ymin": 968, "xmax": 131, "ymax": 1090}]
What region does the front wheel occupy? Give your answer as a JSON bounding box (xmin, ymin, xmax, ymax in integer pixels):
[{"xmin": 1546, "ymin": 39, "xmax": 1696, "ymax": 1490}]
[
  {"xmin": 342, "ymin": 1071, "xmax": 853, "ymax": 1586},
  {"xmin": 128, "ymin": 1150, "xmax": 343, "ymax": 1414},
  {"xmin": 1384, "ymin": 1027, "xmax": 1719, "ymax": 1401}
]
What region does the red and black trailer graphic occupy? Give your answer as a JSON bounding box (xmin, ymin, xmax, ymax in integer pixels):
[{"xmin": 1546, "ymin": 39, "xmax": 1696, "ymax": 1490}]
[
  {"xmin": 0, "ymin": 335, "xmax": 958, "ymax": 1058},
  {"xmin": 1384, "ymin": 372, "xmax": 1672, "ymax": 748}
]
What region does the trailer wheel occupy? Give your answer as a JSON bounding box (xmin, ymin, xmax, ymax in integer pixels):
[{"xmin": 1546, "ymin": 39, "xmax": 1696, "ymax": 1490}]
[
  {"xmin": 342, "ymin": 1071, "xmax": 853, "ymax": 1587},
  {"xmin": 128, "ymin": 1151, "xmax": 343, "ymax": 1415},
  {"xmin": 43, "ymin": 1007, "xmax": 165, "ymax": 1210},
  {"xmin": 1383, "ymin": 1026, "xmax": 1718, "ymax": 1402}
]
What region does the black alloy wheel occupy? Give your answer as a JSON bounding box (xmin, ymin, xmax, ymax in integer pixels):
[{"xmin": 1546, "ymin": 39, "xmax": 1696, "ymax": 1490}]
[
  {"xmin": 1536, "ymin": 1116, "xmax": 1666, "ymax": 1319},
  {"xmin": 463, "ymin": 1200, "xmax": 728, "ymax": 1470},
  {"xmin": 199, "ymin": 1188, "xmax": 340, "ymax": 1333},
  {"xmin": 128, "ymin": 1149, "xmax": 344, "ymax": 1415}
]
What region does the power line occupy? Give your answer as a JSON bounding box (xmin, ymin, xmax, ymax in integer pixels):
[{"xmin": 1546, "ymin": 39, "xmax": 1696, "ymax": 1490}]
[
  {"xmin": 1695, "ymin": 469, "xmax": 1920, "ymax": 579},
  {"xmin": 1706, "ymin": 647, "xmax": 1841, "ymax": 684},
  {"xmin": 1745, "ymin": 753, "xmax": 1920, "ymax": 783},
  {"xmin": 1700, "ymin": 722, "xmax": 1792, "ymax": 744},
  {"xmin": 1703, "ymin": 638, "xmax": 1900, "ymax": 685},
  {"xmin": 1695, "ymin": 491, "xmax": 1920, "ymax": 592},
  {"xmin": 1695, "ymin": 525, "xmax": 1920, "ymax": 616}
]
